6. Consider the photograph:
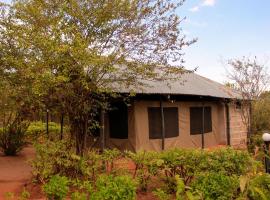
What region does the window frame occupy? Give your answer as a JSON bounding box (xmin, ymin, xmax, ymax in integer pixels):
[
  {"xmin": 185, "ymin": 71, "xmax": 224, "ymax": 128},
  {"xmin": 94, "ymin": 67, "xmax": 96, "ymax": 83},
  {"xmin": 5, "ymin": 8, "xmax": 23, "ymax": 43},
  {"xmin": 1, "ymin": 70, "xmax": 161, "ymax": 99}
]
[
  {"xmin": 190, "ymin": 106, "xmax": 212, "ymax": 135},
  {"xmin": 108, "ymin": 102, "xmax": 129, "ymax": 139},
  {"xmin": 148, "ymin": 107, "xmax": 179, "ymax": 139}
]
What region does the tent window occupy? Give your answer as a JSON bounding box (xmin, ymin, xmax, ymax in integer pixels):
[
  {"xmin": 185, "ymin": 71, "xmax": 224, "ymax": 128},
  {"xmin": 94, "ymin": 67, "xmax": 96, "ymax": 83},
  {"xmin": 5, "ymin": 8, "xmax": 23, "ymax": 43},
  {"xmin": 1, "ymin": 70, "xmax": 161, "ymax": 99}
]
[
  {"xmin": 109, "ymin": 102, "xmax": 128, "ymax": 139},
  {"xmin": 148, "ymin": 107, "xmax": 179, "ymax": 139},
  {"xmin": 190, "ymin": 107, "xmax": 212, "ymax": 135}
]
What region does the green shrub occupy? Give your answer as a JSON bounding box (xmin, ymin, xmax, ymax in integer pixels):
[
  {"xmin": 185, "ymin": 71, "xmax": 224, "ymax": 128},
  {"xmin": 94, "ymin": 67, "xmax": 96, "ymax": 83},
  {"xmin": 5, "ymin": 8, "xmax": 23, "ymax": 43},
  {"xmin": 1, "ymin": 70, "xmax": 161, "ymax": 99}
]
[
  {"xmin": 153, "ymin": 189, "xmax": 171, "ymax": 200},
  {"xmin": 18, "ymin": 188, "xmax": 30, "ymax": 200},
  {"xmin": 160, "ymin": 148, "xmax": 205, "ymax": 189},
  {"xmin": 191, "ymin": 172, "xmax": 239, "ymax": 200},
  {"xmin": 202, "ymin": 148, "xmax": 253, "ymax": 176},
  {"xmin": 92, "ymin": 175, "xmax": 137, "ymax": 200},
  {"xmin": 43, "ymin": 175, "xmax": 69, "ymax": 200},
  {"xmin": 126, "ymin": 150, "xmax": 162, "ymax": 192},
  {"xmin": 26, "ymin": 121, "xmax": 67, "ymax": 141},
  {"xmin": 32, "ymin": 140, "xmax": 96, "ymax": 182},
  {"xmin": 71, "ymin": 191, "xmax": 87, "ymax": 200},
  {"xmin": 175, "ymin": 175, "xmax": 202, "ymax": 200},
  {"xmin": 102, "ymin": 148, "xmax": 121, "ymax": 173},
  {"xmin": 248, "ymin": 173, "xmax": 270, "ymax": 200},
  {"xmin": 0, "ymin": 120, "xmax": 28, "ymax": 156}
]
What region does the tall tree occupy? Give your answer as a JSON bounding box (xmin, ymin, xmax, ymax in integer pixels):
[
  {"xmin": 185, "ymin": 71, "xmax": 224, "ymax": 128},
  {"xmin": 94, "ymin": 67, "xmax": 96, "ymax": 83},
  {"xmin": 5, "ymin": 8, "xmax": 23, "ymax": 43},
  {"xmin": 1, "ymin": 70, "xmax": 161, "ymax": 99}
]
[
  {"xmin": 226, "ymin": 56, "xmax": 269, "ymax": 138},
  {"xmin": 0, "ymin": 0, "xmax": 195, "ymax": 154}
]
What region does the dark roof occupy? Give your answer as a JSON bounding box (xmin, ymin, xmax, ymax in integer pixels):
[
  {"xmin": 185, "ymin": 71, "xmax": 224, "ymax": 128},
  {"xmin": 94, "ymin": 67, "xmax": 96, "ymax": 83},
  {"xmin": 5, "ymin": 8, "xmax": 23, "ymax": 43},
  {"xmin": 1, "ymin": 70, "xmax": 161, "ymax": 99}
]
[{"xmin": 117, "ymin": 72, "xmax": 242, "ymax": 99}]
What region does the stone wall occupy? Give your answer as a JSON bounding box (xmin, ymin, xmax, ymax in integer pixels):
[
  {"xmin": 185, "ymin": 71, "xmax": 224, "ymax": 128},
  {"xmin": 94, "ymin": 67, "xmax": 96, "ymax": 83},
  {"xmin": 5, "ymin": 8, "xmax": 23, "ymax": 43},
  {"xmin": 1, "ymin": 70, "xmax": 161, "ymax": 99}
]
[{"xmin": 229, "ymin": 103, "xmax": 248, "ymax": 148}]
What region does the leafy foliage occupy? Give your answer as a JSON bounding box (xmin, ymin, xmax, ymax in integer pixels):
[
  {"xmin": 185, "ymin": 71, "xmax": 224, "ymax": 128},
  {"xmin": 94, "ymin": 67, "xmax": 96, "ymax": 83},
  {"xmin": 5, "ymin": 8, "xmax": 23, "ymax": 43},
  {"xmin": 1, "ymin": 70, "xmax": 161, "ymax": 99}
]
[
  {"xmin": 92, "ymin": 175, "xmax": 137, "ymax": 200},
  {"xmin": 191, "ymin": 173, "xmax": 239, "ymax": 200},
  {"xmin": 43, "ymin": 175, "xmax": 69, "ymax": 200},
  {"xmin": 0, "ymin": 117, "xmax": 28, "ymax": 156},
  {"xmin": 71, "ymin": 191, "xmax": 87, "ymax": 200},
  {"xmin": 175, "ymin": 175, "xmax": 201, "ymax": 200},
  {"xmin": 252, "ymin": 91, "xmax": 270, "ymax": 133},
  {"xmin": 152, "ymin": 189, "xmax": 171, "ymax": 200},
  {"xmin": 201, "ymin": 148, "xmax": 253, "ymax": 176},
  {"xmin": 32, "ymin": 144, "xmax": 259, "ymax": 199},
  {"xmin": 18, "ymin": 188, "xmax": 30, "ymax": 200},
  {"xmin": 26, "ymin": 121, "xmax": 67, "ymax": 142},
  {"xmin": 0, "ymin": 0, "xmax": 194, "ymax": 155},
  {"xmin": 31, "ymin": 140, "xmax": 95, "ymax": 182},
  {"xmin": 247, "ymin": 174, "xmax": 270, "ymax": 200},
  {"xmin": 125, "ymin": 150, "xmax": 162, "ymax": 191},
  {"xmin": 102, "ymin": 148, "xmax": 122, "ymax": 173}
]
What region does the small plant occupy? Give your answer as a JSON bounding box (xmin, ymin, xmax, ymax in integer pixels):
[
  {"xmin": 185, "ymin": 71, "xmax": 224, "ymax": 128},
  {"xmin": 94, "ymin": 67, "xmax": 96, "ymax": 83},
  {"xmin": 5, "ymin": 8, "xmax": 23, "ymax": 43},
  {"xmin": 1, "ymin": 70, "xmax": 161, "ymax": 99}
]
[
  {"xmin": 153, "ymin": 189, "xmax": 171, "ymax": 200},
  {"xmin": 19, "ymin": 188, "xmax": 30, "ymax": 200},
  {"xmin": 43, "ymin": 175, "xmax": 69, "ymax": 200},
  {"xmin": 102, "ymin": 148, "xmax": 121, "ymax": 173},
  {"xmin": 71, "ymin": 191, "xmax": 87, "ymax": 200},
  {"xmin": 4, "ymin": 192, "xmax": 14, "ymax": 200},
  {"xmin": 160, "ymin": 148, "xmax": 205, "ymax": 192},
  {"xmin": 175, "ymin": 175, "xmax": 202, "ymax": 200},
  {"xmin": 240, "ymin": 173, "xmax": 270, "ymax": 200},
  {"xmin": 126, "ymin": 150, "xmax": 162, "ymax": 192},
  {"xmin": 191, "ymin": 172, "xmax": 239, "ymax": 200},
  {"xmin": 93, "ymin": 175, "xmax": 137, "ymax": 200},
  {"xmin": 0, "ymin": 116, "xmax": 28, "ymax": 156}
]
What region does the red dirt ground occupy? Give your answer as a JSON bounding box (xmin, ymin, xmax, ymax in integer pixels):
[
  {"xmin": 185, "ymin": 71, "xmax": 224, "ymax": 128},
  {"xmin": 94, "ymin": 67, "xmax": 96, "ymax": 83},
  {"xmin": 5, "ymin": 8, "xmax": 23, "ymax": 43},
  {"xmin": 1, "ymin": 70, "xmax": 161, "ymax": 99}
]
[{"xmin": 0, "ymin": 146, "xmax": 36, "ymax": 199}]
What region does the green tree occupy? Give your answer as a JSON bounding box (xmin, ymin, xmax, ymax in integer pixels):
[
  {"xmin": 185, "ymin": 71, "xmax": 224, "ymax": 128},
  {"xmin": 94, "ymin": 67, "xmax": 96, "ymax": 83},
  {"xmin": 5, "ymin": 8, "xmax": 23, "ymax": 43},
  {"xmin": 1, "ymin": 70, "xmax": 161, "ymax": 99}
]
[
  {"xmin": 0, "ymin": 0, "xmax": 195, "ymax": 154},
  {"xmin": 252, "ymin": 91, "xmax": 270, "ymax": 133},
  {"xmin": 225, "ymin": 56, "xmax": 269, "ymax": 140}
]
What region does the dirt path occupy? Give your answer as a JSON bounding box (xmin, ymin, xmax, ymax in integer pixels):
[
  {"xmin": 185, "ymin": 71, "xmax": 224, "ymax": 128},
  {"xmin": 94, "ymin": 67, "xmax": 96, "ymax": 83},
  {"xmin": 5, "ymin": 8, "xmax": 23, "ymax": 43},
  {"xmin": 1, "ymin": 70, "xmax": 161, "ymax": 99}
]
[{"xmin": 0, "ymin": 147, "xmax": 35, "ymax": 199}]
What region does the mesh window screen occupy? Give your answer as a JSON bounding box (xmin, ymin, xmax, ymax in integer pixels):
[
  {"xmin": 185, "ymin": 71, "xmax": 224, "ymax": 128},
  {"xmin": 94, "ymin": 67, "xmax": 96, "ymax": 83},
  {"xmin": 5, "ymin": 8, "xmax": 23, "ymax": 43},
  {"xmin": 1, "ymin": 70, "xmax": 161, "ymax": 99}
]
[
  {"xmin": 148, "ymin": 107, "xmax": 179, "ymax": 139},
  {"xmin": 164, "ymin": 107, "xmax": 179, "ymax": 138},
  {"xmin": 109, "ymin": 102, "xmax": 128, "ymax": 139},
  {"xmin": 190, "ymin": 106, "xmax": 212, "ymax": 135}
]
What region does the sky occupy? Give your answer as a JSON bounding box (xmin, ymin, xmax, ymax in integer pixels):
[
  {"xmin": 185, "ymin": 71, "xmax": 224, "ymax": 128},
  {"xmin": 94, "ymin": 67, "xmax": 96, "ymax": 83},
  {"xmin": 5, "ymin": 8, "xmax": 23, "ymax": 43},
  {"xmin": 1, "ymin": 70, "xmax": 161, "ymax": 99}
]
[
  {"xmin": 178, "ymin": 0, "xmax": 270, "ymax": 83},
  {"xmin": 1, "ymin": 0, "xmax": 270, "ymax": 83}
]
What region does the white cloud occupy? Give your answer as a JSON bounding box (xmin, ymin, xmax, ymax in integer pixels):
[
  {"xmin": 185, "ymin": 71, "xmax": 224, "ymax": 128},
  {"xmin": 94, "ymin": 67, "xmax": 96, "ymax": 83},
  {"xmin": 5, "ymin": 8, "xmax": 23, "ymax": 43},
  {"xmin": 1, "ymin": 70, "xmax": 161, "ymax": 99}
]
[
  {"xmin": 202, "ymin": 0, "xmax": 216, "ymax": 6},
  {"xmin": 185, "ymin": 19, "xmax": 208, "ymax": 28},
  {"xmin": 189, "ymin": 6, "xmax": 199, "ymax": 12}
]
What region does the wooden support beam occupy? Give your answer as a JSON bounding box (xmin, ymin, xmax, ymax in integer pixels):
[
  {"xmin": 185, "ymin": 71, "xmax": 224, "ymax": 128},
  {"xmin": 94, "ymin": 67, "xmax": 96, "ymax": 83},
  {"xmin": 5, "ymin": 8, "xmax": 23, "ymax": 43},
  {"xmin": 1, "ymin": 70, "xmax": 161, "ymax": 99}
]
[{"xmin": 160, "ymin": 96, "xmax": 165, "ymax": 150}]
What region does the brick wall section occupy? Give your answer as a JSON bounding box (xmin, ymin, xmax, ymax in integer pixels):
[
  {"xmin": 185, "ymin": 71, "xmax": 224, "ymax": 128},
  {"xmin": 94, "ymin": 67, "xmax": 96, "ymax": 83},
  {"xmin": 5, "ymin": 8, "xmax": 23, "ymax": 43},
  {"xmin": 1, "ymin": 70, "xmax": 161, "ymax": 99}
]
[{"xmin": 229, "ymin": 104, "xmax": 248, "ymax": 148}]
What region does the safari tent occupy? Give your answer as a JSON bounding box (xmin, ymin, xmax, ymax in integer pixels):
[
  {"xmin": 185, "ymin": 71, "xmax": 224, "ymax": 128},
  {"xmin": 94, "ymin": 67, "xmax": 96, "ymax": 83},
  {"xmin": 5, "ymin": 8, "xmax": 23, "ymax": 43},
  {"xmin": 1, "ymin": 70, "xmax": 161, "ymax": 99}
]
[{"xmin": 98, "ymin": 73, "xmax": 249, "ymax": 152}]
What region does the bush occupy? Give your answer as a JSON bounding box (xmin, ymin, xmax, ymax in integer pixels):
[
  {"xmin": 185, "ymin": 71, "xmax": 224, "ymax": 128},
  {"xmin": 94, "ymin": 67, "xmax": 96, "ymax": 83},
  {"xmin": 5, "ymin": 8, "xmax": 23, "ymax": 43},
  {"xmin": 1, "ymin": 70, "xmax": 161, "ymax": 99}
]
[
  {"xmin": 71, "ymin": 191, "xmax": 87, "ymax": 200},
  {"xmin": 92, "ymin": 175, "xmax": 137, "ymax": 200},
  {"xmin": 152, "ymin": 189, "xmax": 171, "ymax": 200},
  {"xmin": 191, "ymin": 172, "xmax": 239, "ymax": 200},
  {"xmin": 0, "ymin": 119, "xmax": 28, "ymax": 156},
  {"xmin": 126, "ymin": 150, "xmax": 162, "ymax": 192},
  {"xmin": 252, "ymin": 93, "xmax": 270, "ymax": 133},
  {"xmin": 158, "ymin": 148, "xmax": 252, "ymax": 193},
  {"xmin": 26, "ymin": 121, "xmax": 67, "ymax": 141},
  {"xmin": 160, "ymin": 149, "xmax": 205, "ymax": 186},
  {"xmin": 102, "ymin": 148, "xmax": 121, "ymax": 173},
  {"xmin": 43, "ymin": 175, "xmax": 69, "ymax": 200},
  {"xmin": 248, "ymin": 173, "xmax": 270, "ymax": 200},
  {"xmin": 202, "ymin": 148, "xmax": 253, "ymax": 176},
  {"xmin": 31, "ymin": 139, "xmax": 105, "ymax": 182}
]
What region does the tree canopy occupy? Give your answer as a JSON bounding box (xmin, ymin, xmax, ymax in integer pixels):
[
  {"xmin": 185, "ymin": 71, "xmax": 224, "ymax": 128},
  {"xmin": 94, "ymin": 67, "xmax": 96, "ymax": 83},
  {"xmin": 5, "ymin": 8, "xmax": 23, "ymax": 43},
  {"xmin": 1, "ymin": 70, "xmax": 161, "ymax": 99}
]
[{"xmin": 0, "ymin": 0, "xmax": 195, "ymax": 154}]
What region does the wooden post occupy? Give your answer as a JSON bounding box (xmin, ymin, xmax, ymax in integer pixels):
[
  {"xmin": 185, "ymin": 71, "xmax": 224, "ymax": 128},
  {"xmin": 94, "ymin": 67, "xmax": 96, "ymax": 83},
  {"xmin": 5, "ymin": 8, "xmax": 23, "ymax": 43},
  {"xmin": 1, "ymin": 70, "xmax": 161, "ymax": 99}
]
[
  {"xmin": 225, "ymin": 102, "xmax": 231, "ymax": 146},
  {"xmin": 46, "ymin": 109, "xmax": 49, "ymax": 137},
  {"xmin": 100, "ymin": 109, "xmax": 105, "ymax": 152},
  {"xmin": 60, "ymin": 113, "xmax": 64, "ymax": 140},
  {"xmin": 160, "ymin": 96, "xmax": 165, "ymax": 150},
  {"xmin": 202, "ymin": 104, "xmax": 205, "ymax": 149}
]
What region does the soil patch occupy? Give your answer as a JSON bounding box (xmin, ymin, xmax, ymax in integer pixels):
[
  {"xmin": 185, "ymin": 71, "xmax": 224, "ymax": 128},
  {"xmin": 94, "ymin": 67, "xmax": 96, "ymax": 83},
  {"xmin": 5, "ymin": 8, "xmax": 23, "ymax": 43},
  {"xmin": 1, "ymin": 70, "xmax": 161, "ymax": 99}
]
[{"xmin": 0, "ymin": 147, "xmax": 35, "ymax": 199}]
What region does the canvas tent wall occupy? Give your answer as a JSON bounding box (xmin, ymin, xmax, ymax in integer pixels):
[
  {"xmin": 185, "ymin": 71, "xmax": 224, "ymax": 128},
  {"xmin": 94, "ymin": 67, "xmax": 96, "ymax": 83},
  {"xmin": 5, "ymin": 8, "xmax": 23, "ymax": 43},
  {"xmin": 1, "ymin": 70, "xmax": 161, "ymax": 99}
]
[
  {"xmin": 103, "ymin": 99, "xmax": 247, "ymax": 152},
  {"xmin": 93, "ymin": 72, "xmax": 248, "ymax": 151}
]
